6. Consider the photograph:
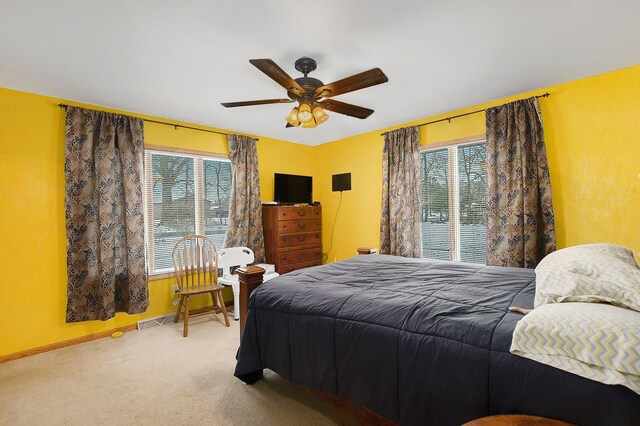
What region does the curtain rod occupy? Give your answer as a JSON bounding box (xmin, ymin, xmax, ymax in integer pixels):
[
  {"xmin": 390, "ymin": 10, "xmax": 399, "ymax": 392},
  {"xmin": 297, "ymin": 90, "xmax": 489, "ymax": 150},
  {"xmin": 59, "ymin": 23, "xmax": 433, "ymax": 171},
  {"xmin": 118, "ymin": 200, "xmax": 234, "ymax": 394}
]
[
  {"xmin": 380, "ymin": 92, "xmax": 550, "ymax": 136},
  {"xmin": 57, "ymin": 103, "xmax": 253, "ymax": 139}
]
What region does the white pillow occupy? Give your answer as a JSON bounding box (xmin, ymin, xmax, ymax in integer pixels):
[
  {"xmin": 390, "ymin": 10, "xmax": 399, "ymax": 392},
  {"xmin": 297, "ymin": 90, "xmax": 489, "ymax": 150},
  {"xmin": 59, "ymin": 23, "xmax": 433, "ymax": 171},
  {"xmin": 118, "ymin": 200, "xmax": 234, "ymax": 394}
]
[{"xmin": 534, "ymin": 243, "xmax": 640, "ymax": 312}]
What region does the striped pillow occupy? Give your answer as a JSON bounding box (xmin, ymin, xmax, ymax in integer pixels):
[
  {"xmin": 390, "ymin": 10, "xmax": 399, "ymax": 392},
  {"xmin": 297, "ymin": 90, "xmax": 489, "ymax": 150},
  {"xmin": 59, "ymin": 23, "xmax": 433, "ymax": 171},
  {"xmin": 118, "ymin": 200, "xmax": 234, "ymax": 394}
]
[
  {"xmin": 511, "ymin": 302, "xmax": 640, "ymax": 394},
  {"xmin": 534, "ymin": 244, "xmax": 640, "ymax": 312}
]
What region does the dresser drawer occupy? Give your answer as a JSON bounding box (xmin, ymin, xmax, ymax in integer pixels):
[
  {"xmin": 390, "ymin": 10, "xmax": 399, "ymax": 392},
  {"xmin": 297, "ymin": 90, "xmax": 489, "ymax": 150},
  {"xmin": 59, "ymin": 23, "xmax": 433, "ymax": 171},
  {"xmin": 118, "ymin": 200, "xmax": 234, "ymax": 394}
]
[
  {"xmin": 277, "ymin": 219, "xmax": 321, "ymax": 234},
  {"xmin": 278, "ymin": 259, "xmax": 322, "ymax": 274},
  {"xmin": 300, "ymin": 246, "xmax": 322, "ymax": 261},
  {"xmin": 277, "ymin": 246, "xmax": 322, "ymax": 265},
  {"xmin": 277, "ymin": 206, "xmax": 321, "ymax": 221},
  {"xmin": 277, "ymin": 250, "xmax": 302, "ymax": 264},
  {"xmin": 278, "ymin": 232, "xmax": 321, "ymax": 248}
]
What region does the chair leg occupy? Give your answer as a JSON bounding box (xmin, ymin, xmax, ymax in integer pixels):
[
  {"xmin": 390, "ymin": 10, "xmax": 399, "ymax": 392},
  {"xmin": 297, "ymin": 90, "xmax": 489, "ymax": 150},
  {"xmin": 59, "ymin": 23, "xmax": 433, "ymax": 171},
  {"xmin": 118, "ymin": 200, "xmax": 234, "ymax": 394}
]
[
  {"xmin": 174, "ymin": 295, "xmax": 183, "ymax": 323},
  {"xmin": 231, "ymin": 282, "xmax": 240, "ymax": 321},
  {"xmin": 217, "ymin": 289, "xmax": 230, "ymax": 327},
  {"xmin": 183, "ymin": 296, "xmax": 190, "ymax": 337},
  {"xmin": 210, "ymin": 291, "xmax": 218, "ymax": 309}
]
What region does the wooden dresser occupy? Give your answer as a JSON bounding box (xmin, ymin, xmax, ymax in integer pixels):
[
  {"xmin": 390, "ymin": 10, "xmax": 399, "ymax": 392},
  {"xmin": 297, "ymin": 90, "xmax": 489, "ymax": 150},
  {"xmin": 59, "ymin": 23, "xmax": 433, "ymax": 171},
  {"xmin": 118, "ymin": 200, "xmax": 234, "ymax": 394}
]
[{"xmin": 262, "ymin": 205, "xmax": 323, "ymax": 274}]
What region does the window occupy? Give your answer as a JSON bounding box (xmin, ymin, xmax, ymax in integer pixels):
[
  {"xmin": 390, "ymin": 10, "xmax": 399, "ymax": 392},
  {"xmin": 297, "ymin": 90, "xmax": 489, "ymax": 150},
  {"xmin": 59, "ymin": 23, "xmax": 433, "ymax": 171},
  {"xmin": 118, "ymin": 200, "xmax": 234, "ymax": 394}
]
[
  {"xmin": 144, "ymin": 150, "xmax": 232, "ymax": 274},
  {"xmin": 419, "ymin": 141, "xmax": 487, "ymax": 264}
]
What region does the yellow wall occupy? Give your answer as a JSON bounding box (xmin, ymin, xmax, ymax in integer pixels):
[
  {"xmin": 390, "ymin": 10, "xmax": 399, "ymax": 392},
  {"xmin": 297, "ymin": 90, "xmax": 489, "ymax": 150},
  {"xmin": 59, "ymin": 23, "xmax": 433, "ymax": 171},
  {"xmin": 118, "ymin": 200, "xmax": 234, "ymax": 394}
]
[
  {"xmin": 2, "ymin": 64, "xmax": 639, "ymax": 358},
  {"xmin": 0, "ymin": 88, "xmax": 315, "ymax": 357},
  {"xmin": 315, "ymin": 65, "xmax": 640, "ymax": 262}
]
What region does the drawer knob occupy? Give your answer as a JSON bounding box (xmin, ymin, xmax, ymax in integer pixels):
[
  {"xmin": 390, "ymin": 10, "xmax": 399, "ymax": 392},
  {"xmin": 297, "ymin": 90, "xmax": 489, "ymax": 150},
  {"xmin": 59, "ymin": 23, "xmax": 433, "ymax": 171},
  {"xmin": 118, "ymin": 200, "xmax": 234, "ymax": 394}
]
[
  {"xmin": 298, "ymin": 223, "xmax": 306, "ymax": 229},
  {"xmin": 298, "ymin": 211, "xmax": 306, "ymax": 216}
]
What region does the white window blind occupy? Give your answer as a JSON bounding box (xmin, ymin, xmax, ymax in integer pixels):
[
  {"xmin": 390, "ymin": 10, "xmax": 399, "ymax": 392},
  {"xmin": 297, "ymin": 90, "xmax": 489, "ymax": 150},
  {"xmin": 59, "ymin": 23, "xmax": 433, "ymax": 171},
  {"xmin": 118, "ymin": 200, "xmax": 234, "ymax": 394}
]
[
  {"xmin": 419, "ymin": 149, "xmax": 451, "ymax": 260},
  {"xmin": 144, "ymin": 150, "xmax": 231, "ymax": 274},
  {"xmin": 457, "ymin": 143, "xmax": 487, "ymax": 263},
  {"xmin": 419, "ymin": 141, "xmax": 487, "ymax": 264}
]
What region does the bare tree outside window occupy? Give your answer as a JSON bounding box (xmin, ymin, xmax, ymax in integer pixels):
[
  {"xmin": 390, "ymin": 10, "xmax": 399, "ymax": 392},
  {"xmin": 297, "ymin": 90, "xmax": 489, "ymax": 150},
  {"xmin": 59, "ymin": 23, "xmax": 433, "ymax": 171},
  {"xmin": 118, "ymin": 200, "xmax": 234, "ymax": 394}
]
[{"xmin": 153, "ymin": 155, "xmax": 195, "ymax": 232}]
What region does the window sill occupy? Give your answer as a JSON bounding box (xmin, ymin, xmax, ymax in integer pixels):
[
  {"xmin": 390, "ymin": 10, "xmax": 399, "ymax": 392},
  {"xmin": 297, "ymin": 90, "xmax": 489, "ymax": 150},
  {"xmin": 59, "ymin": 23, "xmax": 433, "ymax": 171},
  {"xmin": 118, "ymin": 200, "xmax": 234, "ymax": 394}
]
[{"xmin": 149, "ymin": 270, "xmax": 175, "ymax": 281}]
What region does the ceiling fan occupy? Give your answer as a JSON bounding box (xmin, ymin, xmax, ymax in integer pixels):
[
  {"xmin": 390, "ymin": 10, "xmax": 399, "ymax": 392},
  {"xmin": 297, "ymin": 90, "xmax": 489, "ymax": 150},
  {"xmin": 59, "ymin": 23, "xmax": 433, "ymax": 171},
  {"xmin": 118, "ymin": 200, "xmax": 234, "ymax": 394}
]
[{"xmin": 221, "ymin": 57, "xmax": 388, "ymax": 128}]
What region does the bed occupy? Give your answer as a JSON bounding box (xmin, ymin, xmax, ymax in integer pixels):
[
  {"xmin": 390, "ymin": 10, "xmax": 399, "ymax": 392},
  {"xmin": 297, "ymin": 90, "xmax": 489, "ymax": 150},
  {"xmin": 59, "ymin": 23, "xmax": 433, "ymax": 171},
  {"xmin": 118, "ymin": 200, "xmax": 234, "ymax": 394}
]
[{"xmin": 234, "ymin": 255, "xmax": 640, "ymax": 425}]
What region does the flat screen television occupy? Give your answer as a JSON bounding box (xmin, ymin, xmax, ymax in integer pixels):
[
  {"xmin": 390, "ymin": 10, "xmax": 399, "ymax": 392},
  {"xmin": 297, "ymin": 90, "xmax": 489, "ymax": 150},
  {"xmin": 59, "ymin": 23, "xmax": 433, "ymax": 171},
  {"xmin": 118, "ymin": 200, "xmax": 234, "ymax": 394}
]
[{"xmin": 274, "ymin": 173, "xmax": 312, "ymax": 204}]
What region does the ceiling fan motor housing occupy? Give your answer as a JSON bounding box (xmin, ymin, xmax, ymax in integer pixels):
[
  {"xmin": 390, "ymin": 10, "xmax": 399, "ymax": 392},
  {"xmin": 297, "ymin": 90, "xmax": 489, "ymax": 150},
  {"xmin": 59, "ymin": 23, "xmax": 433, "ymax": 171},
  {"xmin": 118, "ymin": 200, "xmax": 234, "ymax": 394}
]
[
  {"xmin": 289, "ymin": 77, "xmax": 324, "ymax": 101},
  {"xmin": 289, "ymin": 57, "xmax": 324, "ymax": 101},
  {"xmin": 294, "ymin": 57, "xmax": 317, "ymax": 76}
]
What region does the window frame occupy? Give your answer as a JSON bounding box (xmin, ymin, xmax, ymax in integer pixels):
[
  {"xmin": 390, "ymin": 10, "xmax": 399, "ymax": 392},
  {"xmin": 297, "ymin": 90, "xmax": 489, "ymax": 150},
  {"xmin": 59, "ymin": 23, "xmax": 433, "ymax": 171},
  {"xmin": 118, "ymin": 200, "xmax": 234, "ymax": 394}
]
[
  {"xmin": 143, "ymin": 145, "xmax": 231, "ymax": 278},
  {"xmin": 419, "ymin": 135, "xmax": 486, "ymax": 263}
]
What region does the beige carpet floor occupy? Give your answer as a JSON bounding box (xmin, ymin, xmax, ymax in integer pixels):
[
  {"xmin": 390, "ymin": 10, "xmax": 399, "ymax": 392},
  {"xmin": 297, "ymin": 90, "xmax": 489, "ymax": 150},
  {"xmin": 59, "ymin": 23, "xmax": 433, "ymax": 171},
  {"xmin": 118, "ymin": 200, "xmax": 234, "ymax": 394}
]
[{"xmin": 0, "ymin": 315, "xmax": 358, "ymax": 426}]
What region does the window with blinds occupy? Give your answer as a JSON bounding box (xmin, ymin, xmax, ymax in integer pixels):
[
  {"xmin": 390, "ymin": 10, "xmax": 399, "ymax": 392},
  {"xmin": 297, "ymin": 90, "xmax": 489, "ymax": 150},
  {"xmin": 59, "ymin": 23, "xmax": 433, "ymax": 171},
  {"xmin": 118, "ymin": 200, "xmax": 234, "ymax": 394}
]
[
  {"xmin": 419, "ymin": 141, "xmax": 487, "ymax": 264},
  {"xmin": 144, "ymin": 150, "xmax": 232, "ymax": 274}
]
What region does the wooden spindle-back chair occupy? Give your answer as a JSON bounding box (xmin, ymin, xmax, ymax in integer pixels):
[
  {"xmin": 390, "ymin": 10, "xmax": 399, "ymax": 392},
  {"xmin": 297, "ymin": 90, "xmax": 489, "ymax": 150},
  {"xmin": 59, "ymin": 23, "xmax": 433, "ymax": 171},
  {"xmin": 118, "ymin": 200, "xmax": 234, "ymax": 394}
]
[{"xmin": 172, "ymin": 235, "xmax": 230, "ymax": 337}]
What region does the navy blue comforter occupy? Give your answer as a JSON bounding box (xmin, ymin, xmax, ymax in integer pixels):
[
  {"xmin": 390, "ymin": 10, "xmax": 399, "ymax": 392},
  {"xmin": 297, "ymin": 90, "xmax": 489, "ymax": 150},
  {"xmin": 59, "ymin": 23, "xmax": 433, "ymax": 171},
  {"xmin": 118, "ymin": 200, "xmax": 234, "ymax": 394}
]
[{"xmin": 235, "ymin": 255, "xmax": 640, "ymax": 425}]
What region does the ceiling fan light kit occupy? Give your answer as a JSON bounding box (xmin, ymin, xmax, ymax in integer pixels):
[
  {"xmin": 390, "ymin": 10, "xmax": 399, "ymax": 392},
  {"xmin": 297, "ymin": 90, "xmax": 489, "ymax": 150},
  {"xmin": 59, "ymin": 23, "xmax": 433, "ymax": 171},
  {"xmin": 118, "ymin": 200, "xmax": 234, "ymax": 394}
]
[
  {"xmin": 286, "ymin": 102, "xmax": 329, "ymax": 128},
  {"xmin": 222, "ymin": 57, "xmax": 388, "ymax": 129}
]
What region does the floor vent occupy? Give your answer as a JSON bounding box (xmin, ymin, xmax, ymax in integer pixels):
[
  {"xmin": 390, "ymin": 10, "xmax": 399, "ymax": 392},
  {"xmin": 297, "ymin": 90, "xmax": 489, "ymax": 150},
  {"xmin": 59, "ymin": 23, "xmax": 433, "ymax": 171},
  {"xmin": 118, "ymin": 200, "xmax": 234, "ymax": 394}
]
[{"xmin": 137, "ymin": 313, "xmax": 176, "ymax": 330}]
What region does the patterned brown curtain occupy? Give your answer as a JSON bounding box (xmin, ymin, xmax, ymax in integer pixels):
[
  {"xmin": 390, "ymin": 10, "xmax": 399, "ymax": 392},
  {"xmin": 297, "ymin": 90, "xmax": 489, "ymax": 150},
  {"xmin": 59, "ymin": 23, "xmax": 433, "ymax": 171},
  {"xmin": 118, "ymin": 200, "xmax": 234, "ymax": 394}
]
[
  {"xmin": 379, "ymin": 126, "xmax": 422, "ymax": 258},
  {"xmin": 485, "ymin": 97, "xmax": 556, "ymax": 268},
  {"xmin": 65, "ymin": 106, "xmax": 148, "ymax": 322},
  {"xmin": 224, "ymin": 134, "xmax": 266, "ymax": 263}
]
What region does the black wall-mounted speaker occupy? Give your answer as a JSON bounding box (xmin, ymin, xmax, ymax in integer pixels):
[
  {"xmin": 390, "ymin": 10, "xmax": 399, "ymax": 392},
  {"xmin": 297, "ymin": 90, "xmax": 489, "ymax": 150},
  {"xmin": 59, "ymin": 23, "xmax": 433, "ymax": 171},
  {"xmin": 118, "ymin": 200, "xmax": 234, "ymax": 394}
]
[{"xmin": 332, "ymin": 173, "xmax": 351, "ymax": 192}]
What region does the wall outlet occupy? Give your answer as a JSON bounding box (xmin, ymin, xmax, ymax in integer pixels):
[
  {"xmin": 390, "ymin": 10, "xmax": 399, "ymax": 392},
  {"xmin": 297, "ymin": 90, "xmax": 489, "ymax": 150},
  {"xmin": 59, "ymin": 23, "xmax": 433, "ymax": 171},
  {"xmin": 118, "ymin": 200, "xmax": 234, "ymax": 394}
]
[{"xmin": 172, "ymin": 285, "xmax": 179, "ymax": 295}]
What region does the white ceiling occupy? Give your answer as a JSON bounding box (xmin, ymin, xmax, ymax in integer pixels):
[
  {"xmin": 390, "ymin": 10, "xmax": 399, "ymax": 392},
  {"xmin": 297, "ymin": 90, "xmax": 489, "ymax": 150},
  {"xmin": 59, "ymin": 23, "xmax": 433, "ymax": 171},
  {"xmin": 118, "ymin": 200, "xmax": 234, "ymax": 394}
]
[{"xmin": 1, "ymin": 1, "xmax": 640, "ymax": 146}]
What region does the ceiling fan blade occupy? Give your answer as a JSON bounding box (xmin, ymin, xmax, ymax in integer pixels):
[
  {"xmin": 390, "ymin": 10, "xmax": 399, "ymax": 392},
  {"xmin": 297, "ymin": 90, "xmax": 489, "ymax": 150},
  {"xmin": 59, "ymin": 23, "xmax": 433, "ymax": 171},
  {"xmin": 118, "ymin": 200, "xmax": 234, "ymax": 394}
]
[
  {"xmin": 221, "ymin": 99, "xmax": 294, "ymax": 108},
  {"xmin": 315, "ymin": 68, "xmax": 388, "ymax": 98},
  {"xmin": 318, "ymin": 99, "xmax": 374, "ymax": 119},
  {"xmin": 249, "ymin": 59, "xmax": 305, "ymax": 95}
]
